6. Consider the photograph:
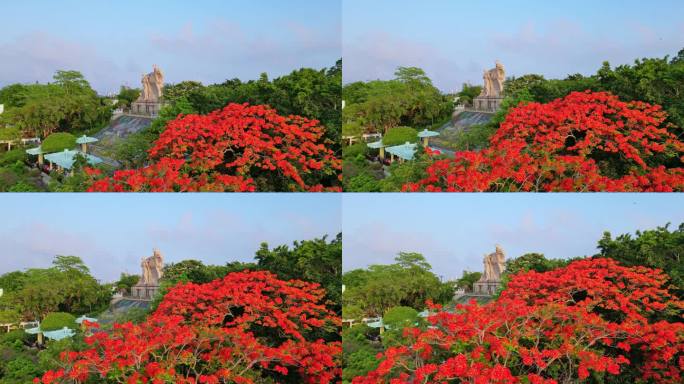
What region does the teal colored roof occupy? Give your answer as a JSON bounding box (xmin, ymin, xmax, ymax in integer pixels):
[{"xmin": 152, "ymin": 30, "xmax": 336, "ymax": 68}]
[
  {"xmin": 44, "ymin": 149, "xmax": 103, "ymax": 170},
  {"xmin": 25, "ymin": 326, "xmax": 41, "ymax": 334},
  {"xmin": 26, "ymin": 146, "xmax": 44, "ymax": 155},
  {"xmin": 417, "ymin": 129, "xmax": 440, "ymax": 138},
  {"xmin": 43, "ymin": 327, "xmax": 75, "ymax": 341},
  {"xmin": 386, "ymin": 142, "xmax": 417, "ymax": 160},
  {"xmin": 75, "ymin": 315, "xmax": 98, "ymax": 324},
  {"xmin": 367, "ymin": 140, "xmax": 386, "ymax": 149},
  {"xmin": 366, "ymin": 320, "xmax": 383, "ymax": 328},
  {"xmin": 76, "ymin": 135, "xmax": 98, "ymax": 144}
]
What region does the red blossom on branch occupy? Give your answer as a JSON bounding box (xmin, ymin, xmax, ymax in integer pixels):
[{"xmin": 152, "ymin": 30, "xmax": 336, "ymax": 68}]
[
  {"xmin": 36, "ymin": 270, "xmax": 342, "ymax": 383},
  {"xmin": 87, "ymin": 103, "xmax": 342, "ymax": 192},
  {"xmin": 353, "ymin": 258, "xmax": 684, "ymax": 383},
  {"xmin": 405, "ymin": 91, "xmax": 684, "ymax": 192}
]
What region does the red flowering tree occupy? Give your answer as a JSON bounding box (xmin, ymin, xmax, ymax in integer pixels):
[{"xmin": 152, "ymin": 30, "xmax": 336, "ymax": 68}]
[
  {"xmin": 405, "ymin": 91, "xmax": 684, "ymax": 191},
  {"xmin": 87, "ymin": 103, "xmax": 342, "ymax": 192},
  {"xmin": 352, "ymin": 258, "xmax": 684, "ymax": 383},
  {"xmin": 37, "ymin": 270, "xmax": 342, "ymax": 383}
]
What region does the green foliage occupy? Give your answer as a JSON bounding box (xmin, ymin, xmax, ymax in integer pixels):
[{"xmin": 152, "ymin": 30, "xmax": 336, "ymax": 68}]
[
  {"xmin": 1, "ymin": 356, "xmax": 41, "ymax": 384},
  {"xmin": 0, "ymin": 70, "xmax": 112, "ymax": 138},
  {"xmin": 451, "ymin": 123, "xmax": 496, "ymax": 151},
  {"xmin": 342, "ymin": 121, "xmax": 363, "ymax": 138},
  {"xmin": 112, "ymin": 129, "xmax": 156, "ymax": 168},
  {"xmin": 343, "ymin": 67, "xmax": 452, "ymax": 134},
  {"xmin": 503, "ymin": 50, "xmax": 684, "ymax": 135},
  {"xmin": 163, "ymin": 259, "xmax": 240, "ymax": 285},
  {"xmin": 108, "ymin": 307, "xmax": 149, "ymax": 325},
  {"xmin": 41, "ymin": 132, "xmax": 76, "ymax": 153},
  {"xmin": 345, "ymin": 172, "xmax": 382, "ymax": 192},
  {"xmin": 342, "ymin": 305, "xmax": 364, "ymax": 320},
  {"xmin": 114, "ymin": 273, "xmax": 139, "ymax": 294},
  {"xmin": 40, "ymin": 312, "xmax": 77, "ymax": 331},
  {"xmin": 455, "ymin": 271, "xmax": 482, "ymax": 291},
  {"xmin": 342, "ymin": 324, "xmax": 382, "ymax": 383},
  {"xmin": 37, "ymin": 338, "xmax": 76, "ymax": 373},
  {"xmin": 382, "ymin": 306, "xmax": 418, "ymax": 329},
  {"xmin": 0, "ymin": 127, "xmax": 21, "ymax": 142},
  {"xmin": 256, "ymin": 233, "xmax": 342, "ymax": 312},
  {"xmin": 150, "ymin": 259, "xmax": 258, "ymax": 312},
  {"xmin": 382, "ymin": 126, "xmax": 418, "ymax": 146},
  {"xmin": 378, "ymin": 151, "xmax": 432, "ymax": 192},
  {"xmin": 343, "ymin": 252, "xmax": 452, "ymax": 317},
  {"xmin": 0, "ymin": 149, "xmax": 25, "ymax": 167},
  {"xmin": 456, "ymin": 83, "xmax": 482, "ymax": 105},
  {"xmin": 381, "ymin": 306, "xmax": 424, "ymax": 349},
  {"xmin": 597, "ymin": 223, "xmax": 684, "ymax": 295},
  {"xmin": 161, "ymin": 60, "xmax": 342, "ymax": 149},
  {"xmin": 0, "ymin": 256, "xmax": 111, "ymax": 321},
  {"xmin": 116, "ymin": 86, "xmax": 141, "ymax": 109},
  {"xmin": 0, "ymin": 310, "xmax": 20, "ymax": 324},
  {"xmin": 342, "ymin": 142, "xmax": 368, "ymax": 160},
  {"xmin": 504, "ymin": 253, "xmax": 570, "ymax": 275}
]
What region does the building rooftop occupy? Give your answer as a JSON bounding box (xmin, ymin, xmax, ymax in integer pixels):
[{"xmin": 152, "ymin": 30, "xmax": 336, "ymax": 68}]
[
  {"xmin": 386, "ymin": 142, "xmax": 418, "ymax": 161},
  {"xmin": 44, "ymin": 149, "xmax": 103, "ymax": 170}
]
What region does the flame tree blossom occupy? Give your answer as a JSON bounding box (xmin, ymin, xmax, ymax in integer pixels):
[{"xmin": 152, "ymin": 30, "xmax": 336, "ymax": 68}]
[
  {"xmin": 353, "ymin": 258, "xmax": 684, "ymax": 383},
  {"xmin": 36, "ymin": 270, "xmax": 342, "ymax": 383},
  {"xmin": 405, "ymin": 91, "xmax": 684, "ymax": 192},
  {"xmin": 87, "ymin": 103, "xmax": 342, "ymax": 192}
]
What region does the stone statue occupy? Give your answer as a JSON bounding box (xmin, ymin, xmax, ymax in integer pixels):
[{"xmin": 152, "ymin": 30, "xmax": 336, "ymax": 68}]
[
  {"xmin": 140, "ymin": 248, "xmax": 164, "ymax": 285},
  {"xmin": 480, "ymin": 245, "xmax": 506, "ymax": 282},
  {"xmin": 479, "ymin": 61, "xmax": 505, "ymax": 98},
  {"xmin": 137, "ymin": 65, "xmax": 164, "ymax": 102}
]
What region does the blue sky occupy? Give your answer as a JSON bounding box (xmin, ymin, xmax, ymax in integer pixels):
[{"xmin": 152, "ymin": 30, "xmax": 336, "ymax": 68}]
[
  {"xmin": 343, "ymin": 193, "xmax": 684, "ymax": 280},
  {"xmin": 0, "ymin": 0, "xmax": 341, "ymax": 94},
  {"xmin": 0, "ymin": 193, "xmax": 341, "ymax": 282},
  {"xmin": 343, "ymin": 0, "xmax": 684, "ymax": 91}
]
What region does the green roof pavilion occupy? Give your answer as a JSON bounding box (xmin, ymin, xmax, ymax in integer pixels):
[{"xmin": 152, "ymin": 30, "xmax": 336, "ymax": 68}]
[
  {"xmin": 25, "ymin": 146, "xmax": 45, "ymax": 165},
  {"xmin": 386, "ymin": 142, "xmax": 417, "ymax": 162},
  {"xmin": 367, "ymin": 140, "xmax": 387, "ymax": 159},
  {"xmin": 44, "ymin": 149, "xmax": 103, "ymax": 171},
  {"xmin": 417, "ymin": 129, "xmax": 440, "ymax": 147},
  {"xmin": 75, "ymin": 135, "xmax": 98, "ymax": 153}
]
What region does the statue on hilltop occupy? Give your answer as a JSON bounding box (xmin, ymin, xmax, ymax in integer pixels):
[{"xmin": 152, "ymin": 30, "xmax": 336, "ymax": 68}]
[
  {"xmin": 140, "ymin": 248, "xmax": 164, "ymax": 285},
  {"xmin": 480, "ymin": 61, "xmax": 505, "ymax": 98},
  {"xmin": 480, "ymin": 245, "xmax": 506, "ymax": 282},
  {"xmin": 137, "ymin": 65, "xmax": 164, "ymax": 103}
]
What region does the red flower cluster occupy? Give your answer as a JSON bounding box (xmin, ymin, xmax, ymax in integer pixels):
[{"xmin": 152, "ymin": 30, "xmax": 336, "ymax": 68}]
[
  {"xmin": 405, "ymin": 91, "xmax": 684, "ymax": 191},
  {"xmin": 87, "ymin": 103, "xmax": 342, "ymax": 192},
  {"xmin": 353, "ymin": 258, "xmax": 684, "ymax": 383},
  {"xmin": 36, "ymin": 270, "xmax": 342, "ymax": 383}
]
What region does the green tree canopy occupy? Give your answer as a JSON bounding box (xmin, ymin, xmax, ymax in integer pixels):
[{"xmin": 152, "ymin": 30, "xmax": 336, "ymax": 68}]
[
  {"xmin": 343, "ymin": 252, "xmax": 452, "ymax": 317},
  {"xmin": 597, "ymin": 223, "xmax": 683, "ymax": 295},
  {"xmin": 256, "ymin": 233, "xmax": 342, "ymax": 312},
  {"xmin": 455, "ymin": 270, "xmax": 482, "ymax": 291}
]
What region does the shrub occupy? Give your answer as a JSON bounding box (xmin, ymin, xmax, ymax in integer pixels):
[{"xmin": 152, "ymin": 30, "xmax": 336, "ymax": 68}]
[
  {"xmin": 40, "ymin": 312, "xmax": 77, "ymax": 332},
  {"xmin": 41, "ymin": 133, "xmax": 76, "ymax": 153},
  {"xmin": 383, "ymin": 126, "xmax": 418, "ymax": 146}
]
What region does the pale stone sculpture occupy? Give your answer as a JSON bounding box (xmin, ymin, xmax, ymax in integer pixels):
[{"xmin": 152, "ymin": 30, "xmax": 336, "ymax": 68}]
[
  {"xmin": 481, "ymin": 245, "xmax": 506, "ymax": 281},
  {"xmin": 140, "ymin": 248, "xmax": 164, "ymax": 285},
  {"xmin": 473, "ymin": 245, "xmax": 506, "ymax": 295},
  {"xmin": 479, "ymin": 61, "xmax": 505, "ymax": 98},
  {"xmin": 137, "ymin": 65, "xmax": 164, "ymax": 103}
]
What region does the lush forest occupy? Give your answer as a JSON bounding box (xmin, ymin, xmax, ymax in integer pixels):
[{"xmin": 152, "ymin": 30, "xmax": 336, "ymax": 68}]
[
  {"xmin": 344, "ymin": 49, "xmax": 684, "ymax": 192},
  {"xmin": 0, "ymin": 60, "xmax": 342, "ymax": 192},
  {"xmin": 342, "ymin": 223, "xmax": 684, "ymax": 383},
  {"xmin": 0, "ymin": 234, "xmax": 341, "ymax": 383}
]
